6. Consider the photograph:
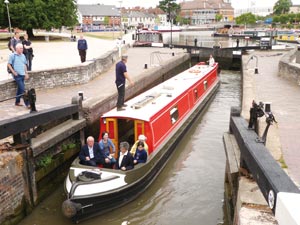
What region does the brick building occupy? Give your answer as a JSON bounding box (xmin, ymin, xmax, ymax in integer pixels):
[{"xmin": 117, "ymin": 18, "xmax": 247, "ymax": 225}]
[{"xmin": 180, "ymin": 0, "xmax": 234, "ymax": 25}]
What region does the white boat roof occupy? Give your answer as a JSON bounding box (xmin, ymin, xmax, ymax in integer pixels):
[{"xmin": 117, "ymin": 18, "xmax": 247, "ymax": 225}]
[{"xmin": 102, "ymin": 63, "xmax": 217, "ymax": 122}]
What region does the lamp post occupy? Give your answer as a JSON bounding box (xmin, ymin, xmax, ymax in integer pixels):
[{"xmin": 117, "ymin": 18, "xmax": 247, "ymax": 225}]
[
  {"xmin": 4, "ymin": 0, "xmax": 12, "ymax": 37},
  {"xmin": 118, "ymin": 0, "xmax": 123, "ymax": 38}
]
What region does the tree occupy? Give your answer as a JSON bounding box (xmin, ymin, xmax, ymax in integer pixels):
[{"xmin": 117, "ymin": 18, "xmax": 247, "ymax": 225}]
[
  {"xmin": 0, "ymin": 0, "xmax": 78, "ymax": 37},
  {"xmin": 273, "ymin": 0, "xmax": 292, "ymax": 15},
  {"xmin": 215, "ymin": 14, "xmax": 223, "ymax": 22},
  {"xmin": 158, "ymin": 0, "xmax": 180, "ymax": 24},
  {"xmin": 235, "ymin": 13, "xmax": 256, "ymax": 26}
]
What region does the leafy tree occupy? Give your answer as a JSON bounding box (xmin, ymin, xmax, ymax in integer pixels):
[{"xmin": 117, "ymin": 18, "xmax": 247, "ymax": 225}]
[
  {"xmin": 273, "ymin": 0, "xmax": 292, "ymax": 15},
  {"xmin": 1, "ymin": 0, "xmax": 78, "ymax": 37},
  {"xmin": 158, "ymin": 0, "xmax": 180, "ymax": 24},
  {"xmin": 235, "ymin": 13, "xmax": 256, "ymax": 26},
  {"xmin": 104, "ymin": 16, "xmax": 110, "ymax": 25},
  {"xmin": 215, "ymin": 13, "xmax": 223, "ymax": 22},
  {"xmin": 176, "ymin": 15, "xmax": 190, "ymax": 25}
]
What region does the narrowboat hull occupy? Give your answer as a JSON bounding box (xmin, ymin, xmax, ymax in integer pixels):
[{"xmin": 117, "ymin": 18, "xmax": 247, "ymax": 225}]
[{"xmin": 63, "ymin": 64, "xmax": 220, "ymax": 223}]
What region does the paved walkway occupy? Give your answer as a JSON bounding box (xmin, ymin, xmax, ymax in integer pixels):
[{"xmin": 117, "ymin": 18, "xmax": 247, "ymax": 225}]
[
  {"xmin": 242, "ymin": 51, "xmax": 300, "ymax": 187},
  {"xmin": 0, "ymin": 32, "xmax": 120, "ymax": 81}
]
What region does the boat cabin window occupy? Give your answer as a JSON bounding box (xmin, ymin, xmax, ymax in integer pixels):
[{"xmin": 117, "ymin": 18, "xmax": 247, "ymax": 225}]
[
  {"xmin": 204, "ymin": 80, "xmax": 208, "ymax": 91},
  {"xmin": 170, "ymin": 106, "xmax": 179, "ymax": 124},
  {"xmin": 138, "ymin": 33, "xmax": 161, "ymax": 43},
  {"xmin": 194, "ymin": 89, "xmax": 199, "ymax": 100}
]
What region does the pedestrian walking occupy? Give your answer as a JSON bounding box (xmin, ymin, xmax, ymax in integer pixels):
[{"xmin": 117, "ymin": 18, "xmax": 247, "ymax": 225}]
[
  {"xmin": 22, "ymin": 33, "xmax": 34, "ymax": 71},
  {"xmin": 7, "ymin": 43, "xmax": 29, "ymax": 108},
  {"xmin": 115, "ymin": 55, "xmax": 134, "ymax": 111},
  {"xmin": 77, "ymin": 34, "xmax": 88, "ymax": 63}
]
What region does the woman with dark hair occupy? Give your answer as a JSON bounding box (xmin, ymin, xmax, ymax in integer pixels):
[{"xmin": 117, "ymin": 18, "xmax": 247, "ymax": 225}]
[{"xmin": 98, "ymin": 132, "xmax": 116, "ymax": 168}]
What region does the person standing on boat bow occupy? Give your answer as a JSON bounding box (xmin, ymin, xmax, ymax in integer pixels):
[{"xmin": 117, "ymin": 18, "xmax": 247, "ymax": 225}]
[
  {"xmin": 115, "ymin": 55, "xmax": 134, "ymax": 111},
  {"xmin": 208, "ymin": 54, "xmax": 215, "ymax": 67},
  {"xmin": 79, "ymin": 136, "xmax": 105, "ymax": 167}
]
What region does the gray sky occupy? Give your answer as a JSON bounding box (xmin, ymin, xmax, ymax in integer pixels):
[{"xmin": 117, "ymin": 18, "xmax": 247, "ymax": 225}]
[{"xmin": 76, "ymin": 0, "xmax": 300, "ymax": 9}]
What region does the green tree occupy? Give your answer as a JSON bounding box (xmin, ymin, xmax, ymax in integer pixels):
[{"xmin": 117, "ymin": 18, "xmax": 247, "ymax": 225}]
[
  {"xmin": 104, "ymin": 16, "xmax": 110, "ymax": 25},
  {"xmin": 235, "ymin": 13, "xmax": 256, "ymax": 26},
  {"xmin": 1, "ymin": 0, "xmax": 78, "ymax": 37},
  {"xmin": 215, "ymin": 13, "xmax": 223, "ymax": 22},
  {"xmin": 158, "ymin": 0, "xmax": 180, "ymax": 24},
  {"xmin": 273, "ymin": 0, "xmax": 292, "ymax": 15}
]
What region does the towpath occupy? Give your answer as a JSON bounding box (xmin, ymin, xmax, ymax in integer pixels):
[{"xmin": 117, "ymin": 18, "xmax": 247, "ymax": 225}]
[{"xmin": 242, "ymin": 50, "xmax": 300, "ymax": 187}]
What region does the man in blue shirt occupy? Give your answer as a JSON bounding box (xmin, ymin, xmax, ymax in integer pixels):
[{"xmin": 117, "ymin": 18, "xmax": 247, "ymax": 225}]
[
  {"xmin": 77, "ymin": 34, "xmax": 88, "ymax": 63},
  {"xmin": 115, "ymin": 55, "xmax": 134, "ymax": 111},
  {"xmin": 7, "ymin": 43, "xmax": 29, "ymax": 107}
]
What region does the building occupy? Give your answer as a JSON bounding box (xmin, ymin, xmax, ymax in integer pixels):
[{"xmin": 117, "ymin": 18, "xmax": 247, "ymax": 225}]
[
  {"xmin": 122, "ymin": 11, "xmax": 157, "ymax": 28},
  {"xmin": 77, "ymin": 4, "xmax": 120, "ymax": 31},
  {"xmin": 290, "ymin": 5, "xmax": 300, "ymax": 13},
  {"xmin": 234, "ymin": 7, "xmax": 273, "ymax": 17},
  {"xmin": 180, "ymin": 0, "xmax": 234, "ymax": 25}
]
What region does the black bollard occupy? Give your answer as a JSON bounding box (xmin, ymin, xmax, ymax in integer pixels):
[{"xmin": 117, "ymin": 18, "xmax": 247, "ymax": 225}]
[
  {"xmin": 144, "ymin": 64, "xmax": 148, "ymax": 69},
  {"xmin": 78, "ymin": 91, "xmax": 84, "ymax": 100},
  {"xmin": 27, "ymin": 88, "xmax": 37, "ymax": 113}
]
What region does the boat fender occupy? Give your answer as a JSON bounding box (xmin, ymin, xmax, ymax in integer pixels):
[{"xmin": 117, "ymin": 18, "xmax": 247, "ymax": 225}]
[
  {"xmin": 77, "ymin": 171, "xmax": 102, "ymax": 182},
  {"xmin": 62, "ymin": 199, "xmax": 82, "ymax": 218}
]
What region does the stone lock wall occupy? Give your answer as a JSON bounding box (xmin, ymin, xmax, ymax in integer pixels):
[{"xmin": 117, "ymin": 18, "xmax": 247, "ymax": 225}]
[
  {"xmin": 0, "ymin": 151, "xmax": 26, "ymax": 224},
  {"xmin": 278, "ymin": 48, "xmax": 300, "ymax": 85}
]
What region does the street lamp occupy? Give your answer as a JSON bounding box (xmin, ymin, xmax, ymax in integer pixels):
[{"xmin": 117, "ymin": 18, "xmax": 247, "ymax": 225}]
[
  {"xmin": 4, "ymin": 0, "xmax": 12, "ymax": 37},
  {"xmin": 118, "ymin": 0, "xmax": 123, "ymax": 38}
]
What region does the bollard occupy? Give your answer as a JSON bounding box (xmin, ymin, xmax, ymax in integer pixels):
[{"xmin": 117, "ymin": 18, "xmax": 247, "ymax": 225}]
[
  {"xmin": 255, "ymin": 67, "xmax": 259, "ymax": 74},
  {"xmin": 144, "ymin": 64, "xmax": 148, "ymax": 69},
  {"xmin": 265, "ymin": 102, "xmax": 271, "ymax": 113},
  {"xmin": 172, "ymin": 52, "xmax": 175, "ymax": 56},
  {"xmin": 78, "ymin": 91, "xmax": 84, "ymax": 100}
]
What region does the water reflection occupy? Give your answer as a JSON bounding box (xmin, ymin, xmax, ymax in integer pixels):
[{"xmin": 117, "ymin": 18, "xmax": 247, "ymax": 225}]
[{"xmin": 19, "ymin": 71, "xmax": 241, "ymax": 225}]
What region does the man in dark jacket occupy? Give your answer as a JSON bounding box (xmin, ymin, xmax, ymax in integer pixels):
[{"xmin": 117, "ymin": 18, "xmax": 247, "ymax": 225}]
[
  {"xmin": 79, "ymin": 136, "xmax": 105, "ymax": 167},
  {"xmin": 116, "ymin": 141, "xmax": 134, "ymax": 171},
  {"xmin": 77, "ymin": 34, "xmax": 88, "ymax": 63}
]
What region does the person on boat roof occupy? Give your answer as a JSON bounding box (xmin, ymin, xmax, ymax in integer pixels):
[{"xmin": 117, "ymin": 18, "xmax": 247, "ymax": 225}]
[
  {"xmin": 99, "ymin": 131, "xmax": 116, "ymax": 168},
  {"xmin": 79, "ymin": 136, "xmax": 105, "ymax": 167},
  {"xmin": 130, "ymin": 134, "xmax": 149, "ymax": 155},
  {"xmin": 116, "ymin": 141, "xmax": 134, "ymax": 171},
  {"xmin": 133, "ymin": 141, "xmax": 148, "ymax": 165}
]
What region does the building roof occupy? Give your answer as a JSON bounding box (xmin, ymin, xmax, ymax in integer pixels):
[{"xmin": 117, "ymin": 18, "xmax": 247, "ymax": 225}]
[
  {"xmin": 77, "ymin": 4, "xmax": 120, "ymax": 16},
  {"xmin": 180, "ymin": 0, "xmax": 233, "ymax": 10},
  {"xmin": 123, "ymin": 11, "xmax": 156, "ymax": 18}
]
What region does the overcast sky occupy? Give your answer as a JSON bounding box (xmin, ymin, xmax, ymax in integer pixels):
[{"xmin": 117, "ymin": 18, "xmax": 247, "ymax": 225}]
[{"xmin": 76, "ymin": 0, "xmax": 300, "ymax": 9}]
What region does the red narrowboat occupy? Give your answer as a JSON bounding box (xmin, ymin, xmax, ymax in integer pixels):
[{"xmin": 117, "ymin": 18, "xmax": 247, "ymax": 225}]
[{"xmin": 62, "ymin": 62, "xmax": 220, "ymax": 223}]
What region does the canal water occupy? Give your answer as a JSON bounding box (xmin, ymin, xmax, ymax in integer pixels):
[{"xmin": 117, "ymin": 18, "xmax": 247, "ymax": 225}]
[
  {"xmin": 19, "ymin": 70, "xmax": 241, "ymax": 225},
  {"xmin": 163, "ymin": 30, "xmax": 257, "ymax": 48}
]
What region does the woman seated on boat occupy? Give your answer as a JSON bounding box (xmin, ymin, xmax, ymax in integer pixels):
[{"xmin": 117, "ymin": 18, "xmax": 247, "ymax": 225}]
[
  {"xmin": 133, "ymin": 141, "xmax": 148, "ymax": 165},
  {"xmin": 99, "ymin": 131, "xmax": 116, "ymax": 168},
  {"xmin": 116, "ymin": 141, "xmax": 134, "ymax": 171},
  {"xmin": 130, "ymin": 134, "xmax": 149, "ymax": 155},
  {"xmin": 79, "ymin": 136, "xmax": 105, "ymax": 167}
]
